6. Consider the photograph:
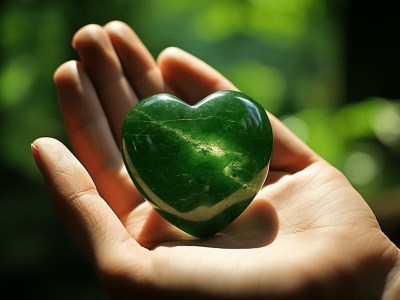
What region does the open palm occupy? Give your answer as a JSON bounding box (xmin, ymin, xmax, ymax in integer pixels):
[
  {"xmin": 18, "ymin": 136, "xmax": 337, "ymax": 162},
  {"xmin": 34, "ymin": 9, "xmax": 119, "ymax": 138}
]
[{"xmin": 32, "ymin": 21, "xmax": 399, "ymax": 299}]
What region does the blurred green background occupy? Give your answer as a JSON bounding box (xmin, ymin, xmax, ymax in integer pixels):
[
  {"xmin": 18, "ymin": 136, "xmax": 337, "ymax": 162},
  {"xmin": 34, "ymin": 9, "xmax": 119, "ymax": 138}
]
[{"xmin": 1, "ymin": 0, "xmax": 399, "ymax": 298}]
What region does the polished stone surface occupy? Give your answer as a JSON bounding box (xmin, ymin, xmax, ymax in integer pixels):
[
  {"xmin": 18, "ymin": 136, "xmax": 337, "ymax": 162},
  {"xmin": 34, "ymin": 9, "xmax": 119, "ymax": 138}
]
[{"xmin": 122, "ymin": 91, "xmax": 273, "ymax": 237}]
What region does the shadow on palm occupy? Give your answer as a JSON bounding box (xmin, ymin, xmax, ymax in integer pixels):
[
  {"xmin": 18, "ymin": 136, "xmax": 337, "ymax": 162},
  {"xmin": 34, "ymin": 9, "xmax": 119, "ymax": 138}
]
[{"xmin": 122, "ymin": 172, "xmax": 282, "ymax": 253}]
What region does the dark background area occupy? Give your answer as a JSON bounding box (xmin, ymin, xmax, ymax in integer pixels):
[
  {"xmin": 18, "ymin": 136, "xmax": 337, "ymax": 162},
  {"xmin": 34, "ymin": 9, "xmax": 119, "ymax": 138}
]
[
  {"xmin": 0, "ymin": 0, "xmax": 399, "ymax": 298},
  {"xmin": 345, "ymin": 0, "xmax": 400, "ymax": 102}
]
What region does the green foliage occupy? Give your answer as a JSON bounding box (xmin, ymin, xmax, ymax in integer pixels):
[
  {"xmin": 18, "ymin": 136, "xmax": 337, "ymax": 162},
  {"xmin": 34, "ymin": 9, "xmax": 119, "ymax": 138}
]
[{"xmin": 282, "ymin": 98, "xmax": 400, "ymax": 198}]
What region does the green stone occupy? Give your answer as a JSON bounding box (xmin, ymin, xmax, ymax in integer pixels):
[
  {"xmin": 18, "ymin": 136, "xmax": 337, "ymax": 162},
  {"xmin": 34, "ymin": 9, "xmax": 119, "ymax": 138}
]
[{"xmin": 121, "ymin": 91, "xmax": 273, "ymax": 238}]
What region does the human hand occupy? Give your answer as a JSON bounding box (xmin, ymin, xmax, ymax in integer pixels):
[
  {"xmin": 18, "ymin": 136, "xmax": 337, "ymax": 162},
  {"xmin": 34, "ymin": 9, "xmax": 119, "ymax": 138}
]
[{"xmin": 32, "ymin": 21, "xmax": 400, "ymax": 299}]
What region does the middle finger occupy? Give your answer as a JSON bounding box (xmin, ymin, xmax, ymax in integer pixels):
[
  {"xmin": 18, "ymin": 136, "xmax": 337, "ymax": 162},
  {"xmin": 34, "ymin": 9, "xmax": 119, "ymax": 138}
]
[
  {"xmin": 73, "ymin": 24, "xmax": 137, "ymax": 143},
  {"xmin": 104, "ymin": 21, "xmax": 169, "ymax": 99}
]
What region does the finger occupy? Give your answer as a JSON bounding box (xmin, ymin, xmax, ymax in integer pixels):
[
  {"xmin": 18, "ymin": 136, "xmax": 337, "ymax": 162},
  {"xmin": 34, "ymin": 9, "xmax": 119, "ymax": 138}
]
[
  {"xmin": 54, "ymin": 60, "xmax": 143, "ymax": 218},
  {"xmin": 157, "ymin": 47, "xmax": 236, "ymax": 104},
  {"xmin": 157, "ymin": 47, "xmax": 319, "ymax": 172},
  {"xmin": 268, "ymin": 114, "xmax": 320, "ymax": 172},
  {"xmin": 72, "ymin": 24, "xmax": 137, "ymax": 142},
  {"xmin": 104, "ymin": 21, "xmax": 170, "ymax": 99},
  {"xmin": 31, "ymin": 137, "xmax": 139, "ymax": 264}
]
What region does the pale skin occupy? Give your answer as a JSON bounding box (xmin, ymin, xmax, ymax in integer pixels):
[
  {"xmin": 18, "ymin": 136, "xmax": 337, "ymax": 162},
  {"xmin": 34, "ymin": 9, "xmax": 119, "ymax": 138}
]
[{"xmin": 32, "ymin": 21, "xmax": 400, "ymax": 299}]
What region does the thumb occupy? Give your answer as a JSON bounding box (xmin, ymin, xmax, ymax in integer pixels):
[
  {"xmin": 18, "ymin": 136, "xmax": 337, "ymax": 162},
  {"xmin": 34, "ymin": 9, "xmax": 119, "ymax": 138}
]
[{"xmin": 31, "ymin": 137, "xmax": 136, "ymax": 265}]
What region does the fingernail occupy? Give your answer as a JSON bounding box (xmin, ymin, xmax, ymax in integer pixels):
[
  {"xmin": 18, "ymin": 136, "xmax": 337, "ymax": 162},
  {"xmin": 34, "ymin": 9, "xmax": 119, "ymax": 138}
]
[
  {"xmin": 31, "ymin": 142, "xmax": 44, "ymax": 174},
  {"xmin": 31, "ymin": 142, "xmax": 39, "ymax": 161}
]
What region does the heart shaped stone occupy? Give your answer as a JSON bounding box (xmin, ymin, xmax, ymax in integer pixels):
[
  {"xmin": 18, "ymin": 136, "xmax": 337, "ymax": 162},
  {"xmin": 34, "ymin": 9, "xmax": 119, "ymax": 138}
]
[{"xmin": 121, "ymin": 90, "xmax": 273, "ymax": 238}]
